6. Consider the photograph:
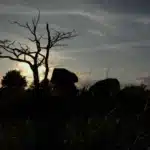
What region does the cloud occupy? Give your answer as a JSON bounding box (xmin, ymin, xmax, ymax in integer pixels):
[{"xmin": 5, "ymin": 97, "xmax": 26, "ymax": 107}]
[
  {"xmin": 88, "ymin": 29, "xmax": 105, "ymax": 36},
  {"xmin": 0, "ymin": 4, "xmax": 114, "ymax": 27},
  {"xmin": 1, "ymin": 0, "xmax": 150, "ymax": 15},
  {"xmin": 137, "ymin": 75, "xmax": 150, "ymax": 88},
  {"xmin": 0, "ymin": 1, "xmax": 150, "ymax": 84},
  {"xmin": 61, "ymin": 39, "xmax": 150, "ymax": 55},
  {"xmin": 90, "ymin": 0, "xmax": 150, "ymax": 14},
  {"xmin": 135, "ymin": 17, "xmax": 150, "ymax": 24},
  {"xmin": 0, "ymin": 4, "xmax": 34, "ymax": 14}
]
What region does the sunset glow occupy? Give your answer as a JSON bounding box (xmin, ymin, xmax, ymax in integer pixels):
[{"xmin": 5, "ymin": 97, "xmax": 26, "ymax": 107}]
[
  {"xmin": 13, "ymin": 50, "xmax": 64, "ymax": 85},
  {"xmin": 14, "ymin": 63, "xmax": 45, "ymax": 83}
]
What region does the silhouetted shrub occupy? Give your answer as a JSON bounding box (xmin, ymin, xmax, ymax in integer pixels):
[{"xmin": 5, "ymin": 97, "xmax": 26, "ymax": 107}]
[{"xmin": 1, "ymin": 70, "xmax": 27, "ymax": 88}]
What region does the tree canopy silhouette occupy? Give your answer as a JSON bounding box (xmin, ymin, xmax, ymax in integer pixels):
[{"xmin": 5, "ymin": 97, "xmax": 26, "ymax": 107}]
[
  {"xmin": 1, "ymin": 70, "xmax": 27, "ymax": 88},
  {"xmin": 0, "ymin": 10, "xmax": 77, "ymax": 89}
]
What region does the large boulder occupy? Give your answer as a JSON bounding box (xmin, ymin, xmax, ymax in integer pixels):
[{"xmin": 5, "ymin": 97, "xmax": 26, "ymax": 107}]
[
  {"xmin": 116, "ymin": 85, "xmax": 148, "ymax": 116},
  {"xmin": 50, "ymin": 68, "xmax": 78, "ymax": 97},
  {"xmin": 51, "ymin": 68, "xmax": 78, "ymax": 85},
  {"xmin": 89, "ymin": 78, "xmax": 120, "ymax": 98}
]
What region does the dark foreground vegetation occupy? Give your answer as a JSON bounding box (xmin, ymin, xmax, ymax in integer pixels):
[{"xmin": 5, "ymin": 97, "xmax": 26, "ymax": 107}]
[{"xmin": 0, "ymin": 69, "xmax": 149, "ymax": 150}]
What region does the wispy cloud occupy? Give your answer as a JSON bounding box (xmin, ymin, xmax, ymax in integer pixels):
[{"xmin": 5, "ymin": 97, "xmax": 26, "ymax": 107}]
[
  {"xmin": 0, "ymin": 1, "xmax": 150, "ymax": 84},
  {"xmin": 0, "ymin": 4, "xmax": 34, "ymax": 14},
  {"xmin": 60, "ymin": 39, "xmax": 150, "ymax": 54},
  {"xmin": 0, "ymin": 5, "xmax": 115, "ymax": 29},
  {"xmin": 135, "ymin": 17, "xmax": 150, "ymax": 24},
  {"xmin": 88, "ymin": 29, "xmax": 105, "ymax": 36}
]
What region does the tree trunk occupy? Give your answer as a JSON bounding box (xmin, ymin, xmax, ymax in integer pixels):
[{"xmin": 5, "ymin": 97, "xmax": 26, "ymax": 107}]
[
  {"xmin": 31, "ymin": 65, "xmax": 40, "ymax": 150},
  {"xmin": 44, "ymin": 51, "xmax": 49, "ymax": 81},
  {"xmin": 44, "ymin": 64, "xmax": 49, "ymax": 81},
  {"xmin": 32, "ymin": 66, "xmax": 40, "ymax": 90}
]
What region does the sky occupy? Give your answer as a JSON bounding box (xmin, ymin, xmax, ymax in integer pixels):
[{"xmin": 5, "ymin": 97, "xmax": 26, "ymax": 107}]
[{"xmin": 0, "ymin": 0, "xmax": 150, "ymax": 85}]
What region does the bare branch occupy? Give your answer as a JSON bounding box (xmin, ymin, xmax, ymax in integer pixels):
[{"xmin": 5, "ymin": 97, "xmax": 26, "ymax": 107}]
[
  {"xmin": 46, "ymin": 23, "xmax": 51, "ymax": 49},
  {"xmin": 0, "ymin": 45, "xmax": 15, "ymax": 54},
  {"xmin": 9, "ymin": 20, "xmax": 27, "ymax": 28},
  {"xmin": 35, "ymin": 10, "xmax": 40, "ymax": 27},
  {"xmin": 53, "ymin": 43, "xmax": 68, "ymax": 47},
  {"xmin": 9, "ymin": 10, "xmax": 40, "ymax": 39},
  {"xmin": 38, "ymin": 34, "xmax": 44, "ymax": 41},
  {"xmin": 7, "ymin": 41, "xmax": 16, "ymax": 47},
  {"xmin": 0, "ymin": 41, "xmax": 35, "ymax": 60},
  {"xmin": 25, "ymin": 22, "xmax": 34, "ymax": 34},
  {"xmin": 38, "ymin": 56, "xmax": 45, "ymax": 67},
  {"xmin": 30, "ymin": 51, "xmax": 45, "ymax": 58},
  {"xmin": 28, "ymin": 37, "xmax": 35, "ymax": 42},
  {"xmin": 28, "ymin": 34, "xmax": 44, "ymax": 43},
  {"xmin": 51, "ymin": 29, "xmax": 77, "ymax": 46},
  {"xmin": 18, "ymin": 42, "xmax": 25, "ymax": 50},
  {"xmin": 40, "ymin": 43, "xmax": 68, "ymax": 49},
  {"xmin": 9, "ymin": 20, "xmax": 34, "ymax": 35},
  {"xmin": 0, "ymin": 55, "xmax": 32, "ymax": 66}
]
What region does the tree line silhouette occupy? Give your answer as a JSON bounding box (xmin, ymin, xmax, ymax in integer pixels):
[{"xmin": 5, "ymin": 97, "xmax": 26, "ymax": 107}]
[
  {"xmin": 0, "ymin": 69, "xmax": 148, "ymax": 150},
  {"xmin": 0, "ymin": 10, "xmax": 149, "ymax": 150}
]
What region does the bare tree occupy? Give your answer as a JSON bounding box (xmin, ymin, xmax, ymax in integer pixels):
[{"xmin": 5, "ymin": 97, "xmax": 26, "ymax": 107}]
[{"xmin": 0, "ymin": 10, "xmax": 77, "ymax": 89}]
